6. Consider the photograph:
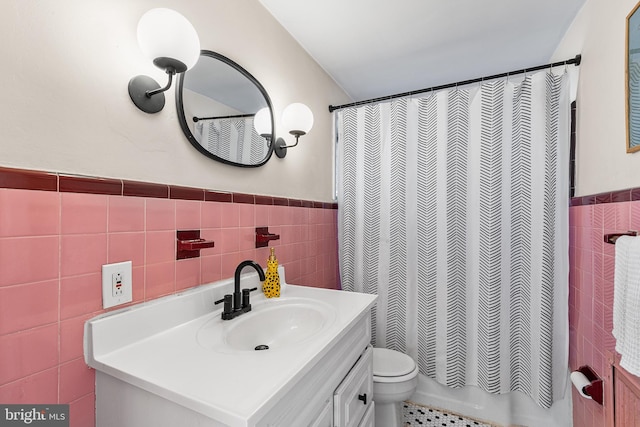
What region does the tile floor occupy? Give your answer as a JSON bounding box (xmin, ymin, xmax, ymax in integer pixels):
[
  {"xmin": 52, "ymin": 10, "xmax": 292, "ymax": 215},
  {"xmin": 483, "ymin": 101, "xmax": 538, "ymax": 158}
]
[{"xmin": 403, "ymin": 401, "xmax": 494, "ymax": 427}]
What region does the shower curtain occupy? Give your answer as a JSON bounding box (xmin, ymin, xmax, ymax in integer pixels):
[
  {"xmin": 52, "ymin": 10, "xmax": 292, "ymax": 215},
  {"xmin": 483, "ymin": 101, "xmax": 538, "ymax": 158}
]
[
  {"xmin": 336, "ymin": 70, "xmax": 570, "ymax": 409},
  {"xmin": 197, "ymin": 117, "xmax": 268, "ymax": 164}
]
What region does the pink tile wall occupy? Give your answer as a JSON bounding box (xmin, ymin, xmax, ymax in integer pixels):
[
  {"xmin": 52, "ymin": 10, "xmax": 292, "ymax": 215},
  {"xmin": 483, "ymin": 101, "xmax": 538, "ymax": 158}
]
[
  {"xmin": 569, "ymin": 201, "xmax": 640, "ymax": 427},
  {"xmin": 0, "ymin": 188, "xmax": 339, "ymax": 427}
]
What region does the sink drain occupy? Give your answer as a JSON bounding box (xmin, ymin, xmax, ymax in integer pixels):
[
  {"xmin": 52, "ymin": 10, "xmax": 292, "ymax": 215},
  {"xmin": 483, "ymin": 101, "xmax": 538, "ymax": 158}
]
[{"xmin": 254, "ymin": 344, "xmax": 269, "ymax": 351}]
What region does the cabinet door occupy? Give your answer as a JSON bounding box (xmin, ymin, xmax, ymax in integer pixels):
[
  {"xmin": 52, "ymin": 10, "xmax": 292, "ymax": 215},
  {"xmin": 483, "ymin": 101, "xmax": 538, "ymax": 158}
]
[
  {"xmin": 614, "ymin": 364, "xmax": 640, "ymax": 426},
  {"xmin": 334, "ymin": 346, "xmax": 373, "ymax": 427},
  {"xmin": 309, "ymin": 398, "xmax": 333, "ymax": 427},
  {"xmin": 357, "ymin": 402, "xmax": 374, "ymax": 427}
]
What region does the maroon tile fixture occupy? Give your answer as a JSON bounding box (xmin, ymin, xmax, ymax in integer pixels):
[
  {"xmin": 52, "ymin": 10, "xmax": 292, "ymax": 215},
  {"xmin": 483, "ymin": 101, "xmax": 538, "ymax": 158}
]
[
  {"xmin": 604, "ymin": 231, "xmax": 639, "ymax": 245},
  {"xmin": 176, "ymin": 229, "xmax": 215, "ymax": 260},
  {"xmin": 255, "ymin": 227, "xmax": 281, "ymax": 248}
]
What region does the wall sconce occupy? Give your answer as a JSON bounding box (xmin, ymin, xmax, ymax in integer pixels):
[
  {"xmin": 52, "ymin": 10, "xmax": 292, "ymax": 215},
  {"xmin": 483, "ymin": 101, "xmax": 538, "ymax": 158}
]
[
  {"xmin": 128, "ymin": 8, "xmax": 200, "ymax": 114},
  {"xmin": 253, "ymin": 107, "xmax": 272, "ymax": 139},
  {"xmin": 253, "ymin": 104, "xmax": 314, "ymax": 159},
  {"xmin": 275, "ymin": 103, "xmax": 314, "ymax": 158}
]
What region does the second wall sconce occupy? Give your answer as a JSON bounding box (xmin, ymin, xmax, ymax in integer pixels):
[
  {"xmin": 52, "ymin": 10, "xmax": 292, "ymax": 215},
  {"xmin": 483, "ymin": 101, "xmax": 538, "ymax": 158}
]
[
  {"xmin": 253, "ymin": 103, "xmax": 314, "ymax": 158},
  {"xmin": 129, "ymin": 8, "xmax": 201, "ymax": 114}
]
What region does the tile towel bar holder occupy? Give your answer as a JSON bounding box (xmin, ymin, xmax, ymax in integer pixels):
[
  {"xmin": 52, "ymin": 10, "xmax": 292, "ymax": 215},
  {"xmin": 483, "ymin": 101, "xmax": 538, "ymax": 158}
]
[
  {"xmin": 604, "ymin": 231, "xmax": 639, "ymax": 245},
  {"xmin": 177, "ymin": 230, "xmax": 215, "ymax": 259},
  {"xmin": 255, "ymin": 227, "xmax": 280, "ymax": 248}
]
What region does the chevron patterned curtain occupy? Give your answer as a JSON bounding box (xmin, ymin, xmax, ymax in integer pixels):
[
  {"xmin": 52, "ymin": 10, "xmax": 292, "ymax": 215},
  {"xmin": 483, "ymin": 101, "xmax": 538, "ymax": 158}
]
[
  {"xmin": 200, "ymin": 118, "xmax": 268, "ymax": 164},
  {"xmin": 336, "ymin": 70, "xmax": 570, "ymax": 409}
]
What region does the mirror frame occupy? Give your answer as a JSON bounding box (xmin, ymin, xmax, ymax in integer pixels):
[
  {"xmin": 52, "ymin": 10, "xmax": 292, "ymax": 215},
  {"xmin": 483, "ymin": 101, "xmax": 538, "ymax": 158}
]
[
  {"xmin": 175, "ymin": 50, "xmax": 275, "ymax": 167},
  {"xmin": 627, "ymin": 1, "xmax": 640, "ymax": 153}
]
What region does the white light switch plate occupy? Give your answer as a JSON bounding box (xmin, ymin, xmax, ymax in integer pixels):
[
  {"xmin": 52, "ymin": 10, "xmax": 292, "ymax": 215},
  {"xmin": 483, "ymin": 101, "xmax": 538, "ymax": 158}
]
[{"xmin": 102, "ymin": 261, "xmax": 133, "ymax": 309}]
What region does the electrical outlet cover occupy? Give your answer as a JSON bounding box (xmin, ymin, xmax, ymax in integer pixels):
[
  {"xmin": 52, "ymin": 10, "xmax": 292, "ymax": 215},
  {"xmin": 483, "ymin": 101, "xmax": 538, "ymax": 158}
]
[{"xmin": 102, "ymin": 261, "xmax": 133, "ymax": 309}]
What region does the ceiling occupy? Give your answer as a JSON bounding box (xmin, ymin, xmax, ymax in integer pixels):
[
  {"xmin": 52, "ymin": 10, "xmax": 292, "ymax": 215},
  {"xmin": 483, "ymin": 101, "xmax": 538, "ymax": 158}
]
[{"xmin": 258, "ymin": 0, "xmax": 586, "ymax": 103}]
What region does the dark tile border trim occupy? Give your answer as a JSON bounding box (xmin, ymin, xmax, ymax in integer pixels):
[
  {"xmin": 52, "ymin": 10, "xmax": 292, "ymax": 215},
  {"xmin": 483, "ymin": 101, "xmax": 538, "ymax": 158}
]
[
  {"xmin": 0, "ymin": 167, "xmax": 58, "ymax": 192},
  {"xmin": 169, "ymin": 186, "xmax": 204, "ymax": 201},
  {"xmin": 123, "ymin": 180, "xmax": 169, "ymax": 199},
  {"xmin": 205, "ymin": 190, "xmax": 232, "ymax": 203},
  {"xmin": 59, "ymin": 174, "xmax": 122, "ymax": 195},
  {"xmin": 0, "ymin": 166, "xmax": 338, "ymax": 209},
  {"xmin": 571, "ymin": 187, "xmax": 640, "ymax": 207}
]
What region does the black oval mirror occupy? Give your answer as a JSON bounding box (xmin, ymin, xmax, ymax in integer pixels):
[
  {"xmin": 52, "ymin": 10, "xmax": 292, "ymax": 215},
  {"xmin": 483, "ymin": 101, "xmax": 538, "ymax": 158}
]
[{"xmin": 176, "ymin": 51, "xmax": 274, "ymax": 167}]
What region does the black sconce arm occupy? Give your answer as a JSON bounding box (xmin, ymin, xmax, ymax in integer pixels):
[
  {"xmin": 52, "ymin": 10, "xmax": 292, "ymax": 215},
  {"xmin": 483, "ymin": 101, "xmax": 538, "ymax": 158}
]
[{"xmin": 145, "ymin": 69, "xmax": 175, "ymax": 98}]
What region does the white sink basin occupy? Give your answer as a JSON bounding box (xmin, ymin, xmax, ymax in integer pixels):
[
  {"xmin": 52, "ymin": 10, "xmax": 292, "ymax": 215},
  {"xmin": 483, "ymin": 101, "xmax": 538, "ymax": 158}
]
[{"xmin": 197, "ymin": 297, "xmax": 336, "ymax": 352}]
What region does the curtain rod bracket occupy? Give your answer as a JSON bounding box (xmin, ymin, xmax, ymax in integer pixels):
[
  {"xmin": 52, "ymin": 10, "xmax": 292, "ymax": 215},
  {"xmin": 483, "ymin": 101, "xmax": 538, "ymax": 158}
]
[{"xmin": 574, "ymin": 54, "xmax": 582, "ymax": 66}]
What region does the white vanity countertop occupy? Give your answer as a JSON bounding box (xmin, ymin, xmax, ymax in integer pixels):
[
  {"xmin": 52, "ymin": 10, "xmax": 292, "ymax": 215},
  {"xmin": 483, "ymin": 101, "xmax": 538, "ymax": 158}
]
[{"xmin": 85, "ymin": 271, "xmax": 376, "ymax": 427}]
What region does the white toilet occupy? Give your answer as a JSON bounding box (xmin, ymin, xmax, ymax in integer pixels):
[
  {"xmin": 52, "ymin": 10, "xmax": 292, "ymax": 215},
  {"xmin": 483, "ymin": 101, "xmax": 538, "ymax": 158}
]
[{"xmin": 372, "ymin": 347, "xmax": 419, "ymax": 427}]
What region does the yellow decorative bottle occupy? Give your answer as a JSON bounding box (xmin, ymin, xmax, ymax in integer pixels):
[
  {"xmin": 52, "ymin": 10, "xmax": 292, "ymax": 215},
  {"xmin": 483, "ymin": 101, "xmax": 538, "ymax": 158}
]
[{"xmin": 263, "ymin": 247, "xmax": 280, "ymax": 298}]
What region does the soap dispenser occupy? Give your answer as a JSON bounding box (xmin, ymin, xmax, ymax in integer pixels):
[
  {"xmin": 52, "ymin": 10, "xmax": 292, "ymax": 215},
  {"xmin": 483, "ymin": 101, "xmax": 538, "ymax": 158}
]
[{"xmin": 263, "ymin": 247, "xmax": 280, "ymax": 298}]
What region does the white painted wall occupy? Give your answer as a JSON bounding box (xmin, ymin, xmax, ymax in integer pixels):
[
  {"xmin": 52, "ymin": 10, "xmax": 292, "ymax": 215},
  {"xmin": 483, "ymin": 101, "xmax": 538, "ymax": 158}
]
[
  {"xmin": 553, "ymin": 0, "xmax": 640, "ymax": 196},
  {"xmin": 0, "ymin": 0, "xmax": 350, "ymax": 202}
]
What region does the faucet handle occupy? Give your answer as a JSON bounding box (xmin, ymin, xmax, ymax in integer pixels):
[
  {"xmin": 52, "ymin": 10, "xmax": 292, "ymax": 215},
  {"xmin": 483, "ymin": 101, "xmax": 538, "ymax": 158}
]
[
  {"xmin": 214, "ymin": 294, "xmax": 233, "ymax": 313},
  {"xmin": 241, "ymin": 288, "xmax": 257, "ymax": 308},
  {"xmin": 216, "ymin": 294, "xmax": 234, "ymax": 320}
]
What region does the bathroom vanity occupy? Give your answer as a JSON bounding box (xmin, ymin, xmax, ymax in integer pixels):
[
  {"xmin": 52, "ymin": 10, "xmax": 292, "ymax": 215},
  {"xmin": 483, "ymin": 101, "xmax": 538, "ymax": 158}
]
[{"xmin": 84, "ymin": 267, "xmax": 377, "ymax": 427}]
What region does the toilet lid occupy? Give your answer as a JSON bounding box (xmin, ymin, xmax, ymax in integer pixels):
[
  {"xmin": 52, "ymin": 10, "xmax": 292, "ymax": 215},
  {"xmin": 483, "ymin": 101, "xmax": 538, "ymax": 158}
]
[{"xmin": 373, "ymin": 348, "xmax": 416, "ymax": 377}]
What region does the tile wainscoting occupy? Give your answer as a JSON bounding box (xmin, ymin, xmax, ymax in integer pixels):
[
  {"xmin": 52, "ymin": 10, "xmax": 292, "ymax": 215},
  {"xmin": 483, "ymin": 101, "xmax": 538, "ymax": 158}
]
[
  {"xmin": 3, "ymin": 164, "xmax": 636, "ymax": 427},
  {"xmin": 0, "ymin": 167, "xmax": 339, "ymax": 427},
  {"xmin": 569, "ymin": 188, "xmax": 640, "ymax": 427}
]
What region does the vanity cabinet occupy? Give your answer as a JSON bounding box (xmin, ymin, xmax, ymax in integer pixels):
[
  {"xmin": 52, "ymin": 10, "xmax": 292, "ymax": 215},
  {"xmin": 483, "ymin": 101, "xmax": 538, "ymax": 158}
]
[{"xmin": 86, "ymin": 278, "xmax": 377, "ymax": 427}]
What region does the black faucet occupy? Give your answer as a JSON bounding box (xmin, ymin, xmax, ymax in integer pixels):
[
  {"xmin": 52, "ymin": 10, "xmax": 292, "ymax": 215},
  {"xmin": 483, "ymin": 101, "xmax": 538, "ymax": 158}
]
[{"xmin": 215, "ymin": 260, "xmax": 265, "ymax": 320}]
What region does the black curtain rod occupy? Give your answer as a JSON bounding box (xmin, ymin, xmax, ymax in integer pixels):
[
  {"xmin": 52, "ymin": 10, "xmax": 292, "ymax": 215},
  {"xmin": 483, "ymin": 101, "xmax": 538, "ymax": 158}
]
[
  {"xmin": 328, "ymin": 54, "xmax": 582, "ymax": 113},
  {"xmin": 193, "ymin": 113, "xmax": 255, "ymax": 122}
]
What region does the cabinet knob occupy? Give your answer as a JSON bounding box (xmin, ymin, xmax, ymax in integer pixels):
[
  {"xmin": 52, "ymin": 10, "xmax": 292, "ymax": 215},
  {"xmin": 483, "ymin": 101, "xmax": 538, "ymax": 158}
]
[{"xmin": 358, "ymin": 393, "xmax": 367, "ymax": 405}]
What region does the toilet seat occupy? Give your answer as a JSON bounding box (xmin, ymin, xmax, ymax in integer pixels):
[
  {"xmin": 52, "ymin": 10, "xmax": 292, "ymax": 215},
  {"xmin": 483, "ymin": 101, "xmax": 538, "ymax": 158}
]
[{"xmin": 372, "ymin": 348, "xmax": 418, "ymax": 382}]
